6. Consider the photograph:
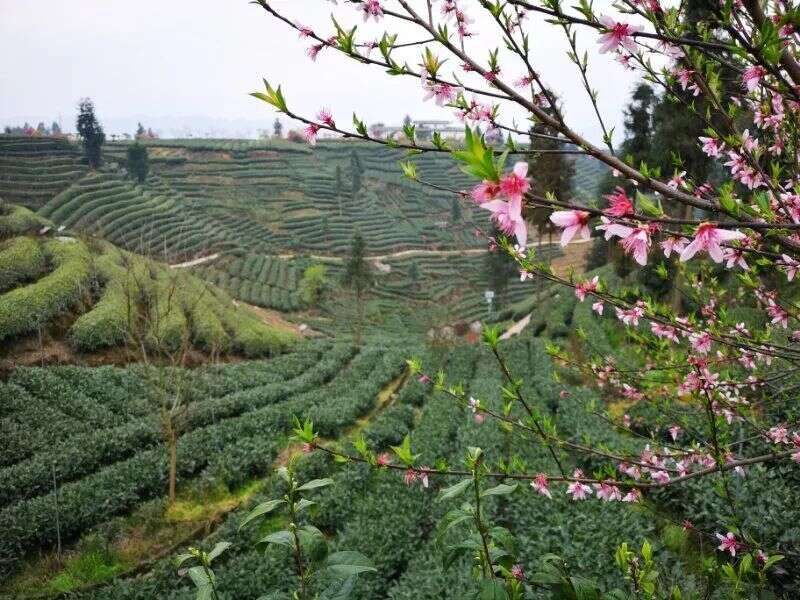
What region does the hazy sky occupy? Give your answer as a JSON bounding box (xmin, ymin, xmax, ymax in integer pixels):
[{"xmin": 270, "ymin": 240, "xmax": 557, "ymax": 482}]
[{"xmin": 0, "ymin": 0, "xmax": 641, "ymax": 142}]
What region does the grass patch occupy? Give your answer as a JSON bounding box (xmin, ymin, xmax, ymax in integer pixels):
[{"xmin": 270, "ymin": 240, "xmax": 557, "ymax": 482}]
[{"xmin": 4, "ymin": 479, "xmax": 264, "ymax": 598}]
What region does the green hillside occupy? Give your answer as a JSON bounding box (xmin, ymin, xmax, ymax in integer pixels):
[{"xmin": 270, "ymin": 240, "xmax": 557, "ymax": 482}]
[
  {"xmin": 0, "ymin": 135, "xmax": 596, "ymax": 327},
  {"xmin": 0, "ymin": 200, "xmax": 295, "ymax": 363}
]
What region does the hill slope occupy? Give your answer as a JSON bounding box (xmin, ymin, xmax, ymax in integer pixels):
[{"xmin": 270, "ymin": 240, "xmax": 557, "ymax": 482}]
[{"xmin": 0, "ymin": 201, "xmax": 295, "ymax": 367}]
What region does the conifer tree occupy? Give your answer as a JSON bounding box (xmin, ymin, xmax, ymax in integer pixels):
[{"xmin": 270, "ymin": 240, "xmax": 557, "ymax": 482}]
[
  {"xmin": 76, "ymin": 98, "xmax": 105, "ymax": 169},
  {"xmin": 341, "ymin": 231, "xmax": 373, "ymax": 344}
]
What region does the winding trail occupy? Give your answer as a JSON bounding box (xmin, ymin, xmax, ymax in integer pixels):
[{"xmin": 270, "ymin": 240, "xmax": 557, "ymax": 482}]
[
  {"xmin": 169, "ymin": 253, "xmax": 220, "ymax": 269},
  {"xmin": 276, "ymin": 236, "xmax": 593, "ymax": 264}
]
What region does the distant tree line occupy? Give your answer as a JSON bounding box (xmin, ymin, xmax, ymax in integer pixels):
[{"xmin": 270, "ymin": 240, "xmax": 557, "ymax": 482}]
[{"xmin": 3, "ymin": 121, "xmax": 62, "ymax": 136}]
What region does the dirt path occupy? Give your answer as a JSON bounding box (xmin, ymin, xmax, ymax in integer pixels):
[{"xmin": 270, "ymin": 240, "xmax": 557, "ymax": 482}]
[
  {"xmin": 500, "ymin": 313, "xmax": 532, "ymax": 341},
  {"xmin": 170, "ymin": 253, "xmax": 220, "ymax": 269},
  {"xmin": 276, "ymin": 237, "xmax": 593, "ymax": 263}
]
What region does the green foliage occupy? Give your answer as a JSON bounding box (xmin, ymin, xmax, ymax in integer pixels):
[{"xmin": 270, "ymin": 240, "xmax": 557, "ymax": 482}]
[
  {"xmin": 76, "ymin": 98, "xmax": 105, "ymax": 169},
  {"xmin": 0, "ymin": 238, "xmax": 92, "ymax": 341},
  {"xmin": 0, "ymin": 236, "xmax": 46, "ymax": 293},
  {"xmin": 126, "ymin": 142, "xmax": 149, "ymax": 183},
  {"xmin": 299, "ymin": 263, "xmax": 328, "ymax": 307}
]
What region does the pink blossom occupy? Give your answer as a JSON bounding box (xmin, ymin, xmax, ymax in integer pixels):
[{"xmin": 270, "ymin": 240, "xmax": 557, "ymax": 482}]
[
  {"xmin": 699, "ymin": 136, "xmax": 724, "ymax": 157},
  {"xmin": 767, "ymin": 424, "xmax": 790, "ymax": 444},
  {"xmin": 404, "ymin": 468, "xmax": 417, "ymax": 486},
  {"xmin": 575, "ymin": 276, "xmax": 599, "ymax": 302},
  {"xmin": 616, "ymin": 302, "xmax": 645, "ymax": 327},
  {"xmin": 680, "ymin": 223, "xmax": 746, "ymax": 263},
  {"xmin": 302, "ymin": 442, "xmax": 316, "ymax": 453},
  {"xmin": 766, "ymin": 300, "xmax": 789, "ymax": 328},
  {"xmin": 594, "ymin": 481, "xmax": 623, "ymax": 501},
  {"xmin": 716, "ymin": 532, "xmax": 739, "ymax": 556},
  {"xmin": 597, "ymin": 17, "xmax": 643, "ymax": 53},
  {"xmin": 604, "ymin": 187, "xmax": 634, "ymax": 217},
  {"xmin": 303, "ymin": 123, "xmax": 321, "ymax": 145},
  {"xmin": 623, "ymin": 414, "xmax": 632, "ymax": 428},
  {"xmin": 780, "ymin": 254, "xmax": 800, "ymax": 281},
  {"xmin": 674, "ymin": 68, "xmax": 694, "ymax": 90},
  {"xmin": 481, "ymin": 197, "xmax": 527, "ymax": 246},
  {"xmin": 361, "ymin": 0, "xmax": 384, "ymax": 22},
  {"xmin": 622, "ymin": 489, "xmax": 642, "ymax": 503},
  {"xmin": 511, "ymin": 564, "xmax": 525, "ymax": 581},
  {"xmin": 651, "ymin": 322, "xmax": 679, "ymax": 343},
  {"xmin": 531, "ymin": 473, "xmax": 552, "ymax": 499},
  {"xmin": 566, "ymin": 470, "xmax": 593, "ymax": 500},
  {"xmin": 592, "ymin": 301, "xmax": 605, "ymax": 315},
  {"xmin": 316, "ymin": 108, "xmax": 335, "ymax": 128},
  {"xmin": 514, "ymin": 75, "xmax": 534, "ymax": 88},
  {"xmin": 651, "ymin": 470, "xmax": 671, "ymax": 485},
  {"xmin": 668, "ymin": 171, "xmax": 687, "ymax": 189},
  {"xmin": 668, "ymin": 425, "xmax": 682, "ymax": 441},
  {"xmin": 420, "ymin": 468, "xmax": 430, "ymax": 488},
  {"xmin": 499, "ymin": 162, "xmax": 531, "ymax": 202},
  {"xmin": 297, "ymin": 24, "xmax": 314, "ymax": 38},
  {"xmin": 423, "ymin": 81, "xmax": 459, "ymax": 106},
  {"xmin": 661, "ymin": 236, "xmax": 688, "ymax": 258},
  {"xmin": 742, "ymin": 65, "xmax": 767, "ymax": 92},
  {"xmin": 471, "ymin": 181, "xmax": 501, "ymax": 204},
  {"xmin": 618, "ymin": 462, "xmax": 641, "ymax": 479},
  {"xmin": 689, "ymin": 331, "xmax": 713, "ymax": 354},
  {"xmin": 376, "ymin": 453, "xmax": 392, "ymax": 467},
  {"xmin": 723, "ymin": 247, "xmax": 749, "ymax": 270},
  {"xmin": 604, "ymin": 222, "xmax": 652, "ymax": 265},
  {"xmin": 549, "ymin": 210, "xmax": 591, "ymax": 246}
]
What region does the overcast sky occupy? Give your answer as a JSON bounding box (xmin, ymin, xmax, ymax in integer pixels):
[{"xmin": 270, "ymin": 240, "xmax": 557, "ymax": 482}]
[{"xmin": 0, "ymin": 0, "xmax": 642, "ymax": 142}]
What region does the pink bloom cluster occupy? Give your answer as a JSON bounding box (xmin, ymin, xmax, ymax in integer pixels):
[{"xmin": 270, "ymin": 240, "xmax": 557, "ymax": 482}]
[{"xmin": 474, "ymin": 162, "xmax": 531, "ymax": 247}]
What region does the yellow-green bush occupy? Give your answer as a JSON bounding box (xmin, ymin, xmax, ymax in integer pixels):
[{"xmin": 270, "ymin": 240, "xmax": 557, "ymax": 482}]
[
  {"xmin": 0, "ymin": 238, "xmax": 92, "ymax": 341},
  {"xmin": 68, "ymin": 248, "xmax": 132, "ymax": 352},
  {"xmin": 178, "ymin": 274, "xmax": 231, "ymax": 353},
  {"xmin": 0, "ymin": 236, "xmax": 46, "ymax": 293},
  {"xmin": 0, "ymin": 204, "xmax": 49, "ymax": 238}
]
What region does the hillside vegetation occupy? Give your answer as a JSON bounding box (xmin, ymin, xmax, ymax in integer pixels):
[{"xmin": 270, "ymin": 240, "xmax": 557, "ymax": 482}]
[
  {"xmin": 0, "ymin": 136, "xmax": 597, "ymax": 327},
  {"xmin": 0, "ymin": 200, "xmax": 294, "ymax": 363}
]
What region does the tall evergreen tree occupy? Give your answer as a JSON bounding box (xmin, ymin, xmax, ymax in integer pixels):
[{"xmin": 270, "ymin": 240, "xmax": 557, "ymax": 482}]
[
  {"xmin": 127, "ymin": 142, "xmax": 150, "ymax": 184},
  {"xmin": 51, "ymin": 121, "xmax": 61, "ymax": 136},
  {"xmin": 527, "ymin": 116, "xmax": 574, "ymax": 245},
  {"xmin": 484, "ymin": 226, "xmax": 517, "ymax": 309},
  {"xmin": 76, "ymin": 98, "xmax": 105, "ymax": 169},
  {"xmin": 350, "ymin": 150, "xmax": 363, "ymax": 198},
  {"xmin": 450, "ymin": 197, "xmax": 462, "ymax": 224},
  {"xmin": 273, "ymin": 118, "xmax": 283, "ymax": 138},
  {"xmin": 135, "ymin": 122, "xmax": 146, "ymax": 139},
  {"xmin": 341, "ymin": 231, "xmax": 373, "ymax": 344},
  {"xmin": 408, "ymin": 261, "xmax": 421, "ymax": 289},
  {"xmin": 621, "ymin": 83, "xmax": 656, "ymax": 165}
]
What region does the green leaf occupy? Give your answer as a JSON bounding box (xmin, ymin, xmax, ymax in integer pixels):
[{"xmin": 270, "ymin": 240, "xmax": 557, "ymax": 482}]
[
  {"xmin": 239, "ymin": 499, "xmax": 285, "ymax": 531},
  {"xmin": 391, "ymin": 434, "xmax": 419, "ymax": 466},
  {"xmin": 320, "ymin": 575, "xmax": 357, "ymax": 600},
  {"xmin": 399, "ymin": 160, "xmax": 418, "ymax": 180},
  {"xmin": 187, "ymin": 566, "xmax": 216, "ymax": 600},
  {"xmin": 296, "ymin": 498, "xmax": 316, "ymax": 513},
  {"xmin": 260, "ymin": 530, "xmax": 294, "ymax": 547},
  {"xmin": 479, "ymin": 579, "xmax": 509, "ymax": 599},
  {"xmin": 207, "ymin": 541, "xmax": 231, "ymax": 562},
  {"xmin": 297, "ymin": 478, "xmax": 334, "ymax": 492},
  {"xmin": 437, "ymin": 478, "xmax": 472, "ymax": 502},
  {"xmin": 764, "ymin": 554, "xmax": 784, "ymax": 570},
  {"xmin": 325, "ymin": 551, "xmax": 377, "ymax": 576},
  {"xmin": 480, "ymin": 483, "xmax": 518, "ymax": 498}
]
